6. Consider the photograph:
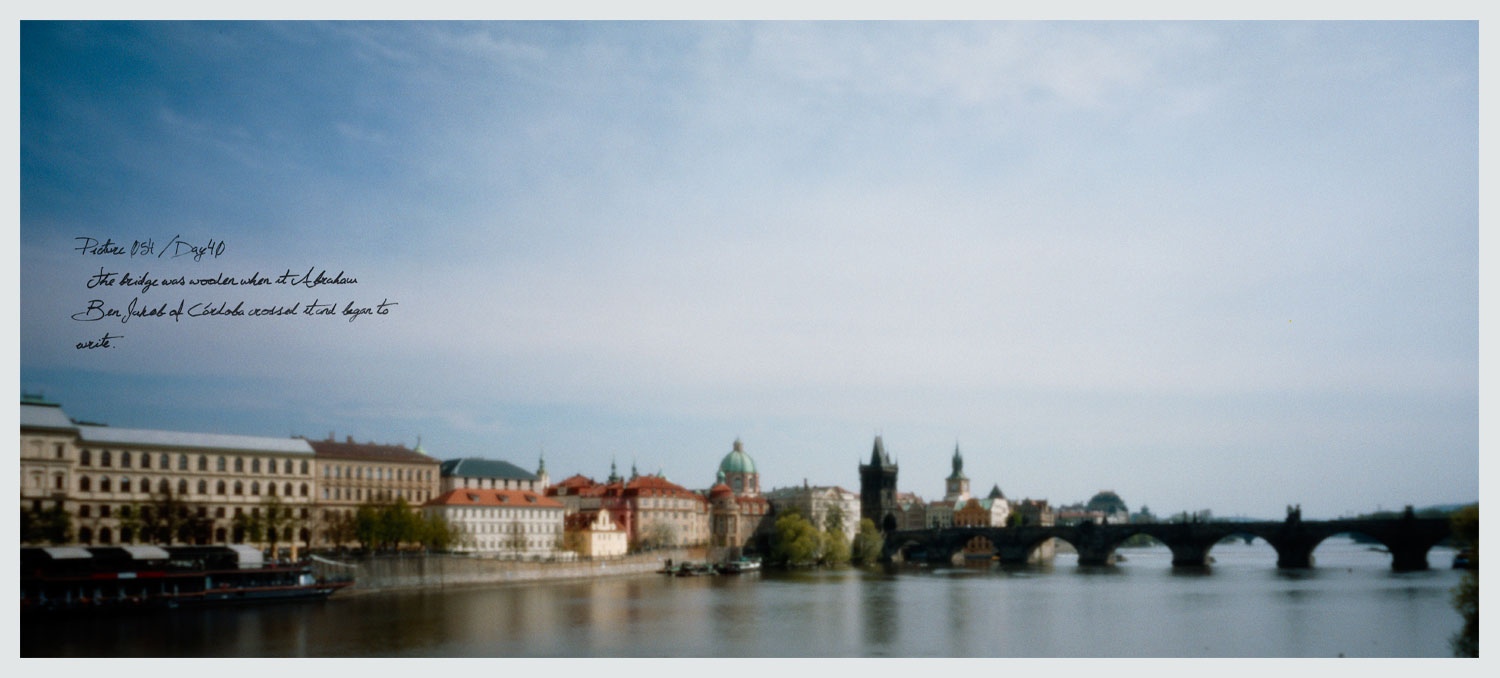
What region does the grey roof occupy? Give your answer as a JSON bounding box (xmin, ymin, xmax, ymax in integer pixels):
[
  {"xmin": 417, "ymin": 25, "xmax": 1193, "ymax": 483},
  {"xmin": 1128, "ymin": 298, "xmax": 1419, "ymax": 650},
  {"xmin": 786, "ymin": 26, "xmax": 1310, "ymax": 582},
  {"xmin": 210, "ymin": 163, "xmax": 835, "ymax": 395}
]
[
  {"xmin": 440, "ymin": 457, "xmax": 538, "ymax": 481},
  {"xmin": 76, "ymin": 425, "xmax": 315, "ymax": 455},
  {"xmin": 20, "ymin": 402, "xmax": 77, "ymax": 432}
]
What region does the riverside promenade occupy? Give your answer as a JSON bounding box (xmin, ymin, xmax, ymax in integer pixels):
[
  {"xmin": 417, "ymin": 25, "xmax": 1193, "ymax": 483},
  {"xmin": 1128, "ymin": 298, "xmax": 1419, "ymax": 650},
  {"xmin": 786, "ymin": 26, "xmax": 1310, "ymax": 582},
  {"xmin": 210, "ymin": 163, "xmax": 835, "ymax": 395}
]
[{"xmin": 318, "ymin": 548, "xmax": 709, "ymax": 593}]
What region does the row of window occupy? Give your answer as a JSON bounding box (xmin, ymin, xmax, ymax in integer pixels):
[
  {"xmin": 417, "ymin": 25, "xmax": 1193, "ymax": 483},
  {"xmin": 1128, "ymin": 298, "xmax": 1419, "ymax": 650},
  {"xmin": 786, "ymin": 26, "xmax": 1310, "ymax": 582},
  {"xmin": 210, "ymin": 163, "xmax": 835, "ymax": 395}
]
[
  {"xmin": 74, "ymin": 525, "xmax": 308, "ymax": 546},
  {"xmin": 77, "ymin": 475, "xmax": 310, "ymax": 498},
  {"xmin": 447, "ymin": 508, "xmax": 560, "ymax": 519},
  {"xmin": 320, "ymin": 487, "xmax": 428, "ymax": 503},
  {"xmin": 464, "ymin": 522, "xmax": 561, "ymax": 534},
  {"xmin": 78, "ymin": 450, "xmax": 310, "ymax": 475},
  {"xmin": 74, "ymin": 504, "xmax": 311, "ymax": 521},
  {"xmin": 323, "ymin": 465, "xmax": 433, "ymax": 482}
]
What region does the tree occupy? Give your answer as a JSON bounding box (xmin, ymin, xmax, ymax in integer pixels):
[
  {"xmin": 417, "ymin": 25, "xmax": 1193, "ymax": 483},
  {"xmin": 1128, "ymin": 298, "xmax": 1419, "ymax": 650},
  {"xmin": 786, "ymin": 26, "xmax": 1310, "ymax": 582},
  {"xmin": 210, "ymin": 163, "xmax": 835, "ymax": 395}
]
[
  {"xmin": 770, "ymin": 510, "xmax": 820, "ymax": 566},
  {"xmin": 1450, "ymin": 504, "xmax": 1477, "ymax": 657},
  {"xmin": 506, "ymin": 519, "xmax": 528, "ymax": 558},
  {"xmin": 259, "ymin": 496, "xmax": 300, "ymax": 555},
  {"xmin": 233, "ymin": 509, "xmax": 266, "ymax": 546},
  {"xmin": 352, "ymin": 504, "xmax": 381, "ymax": 550},
  {"xmin": 21, "ymin": 505, "xmax": 72, "ymax": 545},
  {"xmin": 851, "ymin": 518, "xmax": 885, "ymax": 566},
  {"xmin": 415, "ymin": 511, "xmax": 461, "ymax": 552},
  {"xmin": 637, "ymin": 520, "xmax": 676, "ymax": 551}
]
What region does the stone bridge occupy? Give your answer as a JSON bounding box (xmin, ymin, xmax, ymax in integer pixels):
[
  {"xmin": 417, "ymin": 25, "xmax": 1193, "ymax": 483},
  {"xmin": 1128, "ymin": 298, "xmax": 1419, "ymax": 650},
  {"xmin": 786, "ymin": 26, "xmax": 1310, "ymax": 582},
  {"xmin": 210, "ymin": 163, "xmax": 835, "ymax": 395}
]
[{"xmin": 881, "ymin": 513, "xmax": 1451, "ymax": 571}]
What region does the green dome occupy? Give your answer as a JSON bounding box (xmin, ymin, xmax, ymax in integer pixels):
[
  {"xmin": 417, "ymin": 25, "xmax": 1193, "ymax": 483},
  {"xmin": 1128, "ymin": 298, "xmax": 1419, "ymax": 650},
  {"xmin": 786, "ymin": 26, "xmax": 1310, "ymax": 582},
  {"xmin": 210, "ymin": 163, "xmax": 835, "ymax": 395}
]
[{"xmin": 719, "ymin": 439, "xmax": 757, "ymax": 474}]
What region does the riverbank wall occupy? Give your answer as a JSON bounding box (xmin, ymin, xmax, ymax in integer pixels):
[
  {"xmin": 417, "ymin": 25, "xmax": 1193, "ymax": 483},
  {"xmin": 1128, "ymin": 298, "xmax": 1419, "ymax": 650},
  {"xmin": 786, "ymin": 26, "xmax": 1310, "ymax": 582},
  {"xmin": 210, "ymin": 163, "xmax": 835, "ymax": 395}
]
[{"xmin": 319, "ymin": 549, "xmax": 707, "ymax": 593}]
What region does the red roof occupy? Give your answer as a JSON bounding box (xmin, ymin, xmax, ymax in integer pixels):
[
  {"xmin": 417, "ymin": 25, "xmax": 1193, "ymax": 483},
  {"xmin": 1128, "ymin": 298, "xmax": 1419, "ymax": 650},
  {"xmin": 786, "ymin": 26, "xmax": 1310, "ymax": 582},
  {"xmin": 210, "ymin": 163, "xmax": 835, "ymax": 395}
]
[
  {"xmin": 308, "ymin": 438, "xmax": 439, "ymax": 464},
  {"xmin": 709, "ymin": 483, "xmax": 734, "ymax": 498},
  {"xmin": 548, "ymin": 474, "xmax": 598, "ymax": 495},
  {"xmin": 426, "ymin": 488, "xmax": 562, "ymax": 508},
  {"xmin": 623, "ymin": 475, "xmax": 706, "ymax": 503}
]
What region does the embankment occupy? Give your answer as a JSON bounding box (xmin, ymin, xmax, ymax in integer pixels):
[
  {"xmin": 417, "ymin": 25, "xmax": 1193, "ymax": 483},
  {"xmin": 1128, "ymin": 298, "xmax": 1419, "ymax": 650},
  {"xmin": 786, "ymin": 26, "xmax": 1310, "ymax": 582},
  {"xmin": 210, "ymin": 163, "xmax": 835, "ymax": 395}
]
[{"xmin": 317, "ymin": 548, "xmax": 707, "ymax": 593}]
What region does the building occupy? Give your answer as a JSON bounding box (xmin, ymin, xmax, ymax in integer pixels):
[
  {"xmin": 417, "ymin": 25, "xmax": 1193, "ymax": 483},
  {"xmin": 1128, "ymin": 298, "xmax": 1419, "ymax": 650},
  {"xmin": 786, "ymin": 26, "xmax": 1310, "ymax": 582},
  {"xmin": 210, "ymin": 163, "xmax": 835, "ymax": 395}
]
[
  {"xmin": 440, "ymin": 457, "xmax": 544, "ymax": 493},
  {"xmin": 707, "ymin": 440, "xmax": 773, "ymax": 552},
  {"xmin": 1012, "ymin": 498, "xmax": 1056, "ymax": 527},
  {"xmin": 307, "ymin": 436, "xmax": 441, "ymax": 545},
  {"xmin": 952, "ymin": 497, "xmax": 1011, "ymax": 528},
  {"xmin": 563, "ymin": 508, "xmax": 627, "ymax": 558},
  {"xmin": 894, "ymin": 492, "xmax": 927, "ymax": 530},
  {"xmin": 765, "ymin": 481, "xmax": 860, "ymax": 541},
  {"xmin": 424, "ymin": 487, "xmax": 565, "ymax": 558},
  {"xmin": 1086, "ymin": 490, "xmax": 1130, "ymax": 524},
  {"xmin": 547, "ymin": 468, "xmax": 710, "ymax": 549},
  {"xmin": 21, "ymin": 398, "xmax": 318, "ymax": 549},
  {"xmin": 859, "ymin": 436, "xmax": 900, "ymax": 533},
  {"xmin": 943, "ymin": 444, "xmax": 971, "ymax": 502}
]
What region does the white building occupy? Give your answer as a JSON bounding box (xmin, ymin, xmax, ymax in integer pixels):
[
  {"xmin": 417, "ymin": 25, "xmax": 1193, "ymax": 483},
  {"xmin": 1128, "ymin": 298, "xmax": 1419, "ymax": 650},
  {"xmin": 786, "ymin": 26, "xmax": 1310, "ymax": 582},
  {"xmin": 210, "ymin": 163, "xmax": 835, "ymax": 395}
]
[
  {"xmin": 424, "ymin": 488, "xmax": 565, "ymax": 559},
  {"xmin": 765, "ymin": 482, "xmax": 861, "ymax": 541}
]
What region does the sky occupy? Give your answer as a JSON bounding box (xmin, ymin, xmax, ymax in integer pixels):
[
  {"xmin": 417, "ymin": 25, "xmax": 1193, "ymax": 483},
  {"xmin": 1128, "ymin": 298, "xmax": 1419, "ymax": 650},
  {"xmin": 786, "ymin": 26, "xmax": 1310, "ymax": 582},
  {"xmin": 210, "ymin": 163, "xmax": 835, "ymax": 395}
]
[{"xmin": 18, "ymin": 21, "xmax": 1479, "ymax": 519}]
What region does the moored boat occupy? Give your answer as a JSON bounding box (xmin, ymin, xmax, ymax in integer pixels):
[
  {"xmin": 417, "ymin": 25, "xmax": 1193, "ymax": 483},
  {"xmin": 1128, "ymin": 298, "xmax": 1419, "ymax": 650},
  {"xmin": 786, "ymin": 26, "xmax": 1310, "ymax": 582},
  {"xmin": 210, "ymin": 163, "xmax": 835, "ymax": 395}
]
[
  {"xmin": 720, "ymin": 558, "xmax": 761, "ymax": 574},
  {"xmin": 21, "ymin": 545, "xmax": 353, "ymax": 614}
]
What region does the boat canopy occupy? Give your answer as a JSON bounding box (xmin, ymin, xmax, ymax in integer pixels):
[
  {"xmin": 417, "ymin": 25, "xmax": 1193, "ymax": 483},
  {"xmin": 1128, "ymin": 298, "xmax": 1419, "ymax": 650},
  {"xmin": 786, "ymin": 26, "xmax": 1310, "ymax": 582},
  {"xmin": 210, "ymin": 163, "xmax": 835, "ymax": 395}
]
[
  {"xmin": 121, "ymin": 545, "xmax": 171, "ymax": 560},
  {"xmin": 40, "ymin": 546, "xmax": 92, "ymax": 560},
  {"xmin": 228, "ymin": 544, "xmax": 264, "ymax": 568}
]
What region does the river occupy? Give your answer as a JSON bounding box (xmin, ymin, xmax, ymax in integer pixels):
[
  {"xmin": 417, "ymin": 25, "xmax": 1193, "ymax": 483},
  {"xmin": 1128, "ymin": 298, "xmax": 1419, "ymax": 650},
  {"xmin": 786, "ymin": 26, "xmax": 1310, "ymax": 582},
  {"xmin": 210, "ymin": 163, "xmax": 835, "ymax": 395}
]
[{"xmin": 21, "ymin": 537, "xmax": 1467, "ymax": 657}]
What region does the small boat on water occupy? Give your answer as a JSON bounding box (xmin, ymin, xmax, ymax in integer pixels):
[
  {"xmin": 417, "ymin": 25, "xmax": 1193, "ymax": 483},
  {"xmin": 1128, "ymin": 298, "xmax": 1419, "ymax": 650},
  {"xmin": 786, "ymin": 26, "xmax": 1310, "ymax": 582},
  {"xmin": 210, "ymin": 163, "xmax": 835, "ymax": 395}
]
[
  {"xmin": 21, "ymin": 545, "xmax": 353, "ymax": 614},
  {"xmin": 674, "ymin": 562, "xmax": 718, "ymax": 576},
  {"xmin": 720, "ymin": 558, "xmax": 761, "ymax": 574},
  {"xmin": 1452, "ymin": 549, "xmax": 1476, "ymax": 570}
]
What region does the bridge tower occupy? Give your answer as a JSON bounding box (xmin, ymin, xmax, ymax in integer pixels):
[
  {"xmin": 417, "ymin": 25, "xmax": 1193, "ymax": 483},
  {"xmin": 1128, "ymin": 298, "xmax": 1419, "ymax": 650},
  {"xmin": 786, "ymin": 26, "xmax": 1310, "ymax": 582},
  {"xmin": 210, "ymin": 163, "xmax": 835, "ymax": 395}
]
[
  {"xmin": 860, "ymin": 436, "xmax": 900, "ymax": 533},
  {"xmin": 944, "ymin": 442, "xmax": 971, "ymax": 502}
]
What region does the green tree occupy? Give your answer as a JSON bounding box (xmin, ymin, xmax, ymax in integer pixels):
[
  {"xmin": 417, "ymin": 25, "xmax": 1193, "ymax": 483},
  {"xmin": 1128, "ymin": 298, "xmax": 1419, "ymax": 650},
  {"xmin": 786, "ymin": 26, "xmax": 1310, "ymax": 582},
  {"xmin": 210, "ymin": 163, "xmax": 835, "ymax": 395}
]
[
  {"xmin": 353, "ymin": 504, "xmax": 381, "ymax": 550},
  {"xmin": 233, "ymin": 509, "xmax": 266, "ymax": 545},
  {"xmin": 770, "ymin": 510, "xmax": 820, "ymax": 566},
  {"xmin": 821, "ymin": 505, "xmax": 851, "ymax": 565},
  {"xmin": 1450, "ymin": 503, "xmax": 1478, "ymax": 657},
  {"xmin": 20, "ymin": 505, "xmax": 73, "ymax": 545},
  {"xmin": 851, "ymin": 518, "xmax": 885, "ymax": 566}
]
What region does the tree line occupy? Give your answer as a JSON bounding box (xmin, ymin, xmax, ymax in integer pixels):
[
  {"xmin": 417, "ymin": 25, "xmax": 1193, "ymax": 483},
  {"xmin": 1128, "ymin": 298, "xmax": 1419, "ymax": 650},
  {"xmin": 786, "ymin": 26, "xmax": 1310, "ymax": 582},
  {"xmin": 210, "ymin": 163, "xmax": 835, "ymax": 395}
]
[{"xmin": 768, "ymin": 506, "xmax": 884, "ymax": 567}]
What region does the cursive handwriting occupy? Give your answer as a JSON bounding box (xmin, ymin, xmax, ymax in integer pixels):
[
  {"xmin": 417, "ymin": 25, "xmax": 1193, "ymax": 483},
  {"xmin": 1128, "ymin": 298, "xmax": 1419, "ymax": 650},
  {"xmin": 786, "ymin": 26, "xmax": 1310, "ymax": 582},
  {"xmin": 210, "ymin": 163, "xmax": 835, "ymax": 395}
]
[{"xmin": 75, "ymin": 332, "xmax": 123, "ymax": 349}]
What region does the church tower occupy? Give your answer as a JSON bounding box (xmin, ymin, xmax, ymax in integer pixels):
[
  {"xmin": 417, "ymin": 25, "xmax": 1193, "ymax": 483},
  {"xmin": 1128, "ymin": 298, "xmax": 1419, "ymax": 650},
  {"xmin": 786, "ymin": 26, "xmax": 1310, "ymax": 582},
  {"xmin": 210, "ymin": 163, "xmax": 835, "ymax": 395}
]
[
  {"xmin": 859, "ymin": 436, "xmax": 900, "ymax": 533},
  {"xmin": 944, "ymin": 443, "xmax": 970, "ymax": 502}
]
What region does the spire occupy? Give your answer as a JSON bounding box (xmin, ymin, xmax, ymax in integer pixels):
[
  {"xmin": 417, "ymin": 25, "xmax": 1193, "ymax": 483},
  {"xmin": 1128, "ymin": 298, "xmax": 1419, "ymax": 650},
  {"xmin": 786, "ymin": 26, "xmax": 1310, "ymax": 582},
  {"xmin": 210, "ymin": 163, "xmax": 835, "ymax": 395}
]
[
  {"xmin": 537, "ymin": 449, "xmax": 546, "ymax": 474},
  {"xmin": 608, "ymin": 456, "xmax": 621, "ymax": 484},
  {"xmin": 733, "ymin": 437, "xmax": 743, "ymax": 452},
  {"xmin": 630, "ymin": 458, "xmax": 638, "ymax": 480},
  {"xmin": 952, "ymin": 442, "xmax": 963, "ymax": 473}
]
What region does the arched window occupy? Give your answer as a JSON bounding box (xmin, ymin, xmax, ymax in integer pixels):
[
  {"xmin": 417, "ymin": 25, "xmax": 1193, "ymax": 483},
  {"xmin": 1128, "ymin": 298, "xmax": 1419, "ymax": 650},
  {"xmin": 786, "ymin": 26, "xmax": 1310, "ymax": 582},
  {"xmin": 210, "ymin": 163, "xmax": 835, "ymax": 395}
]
[
  {"xmin": 199, "ymin": 455, "xmax": 208, "ymax": 471},
  {"xmin": 121, "ymin": 451, "xmax": 132, "ymax": 468},
  {"xmin": 101, "ymin": 477, "xmax": 112, "ymax": 492},
  {"xmin": 285, "ymin": 482, "xmax": 293, "ymax": 496},
  {"xmin": 121, "ymin": 527, "xmax": 133, "ymax": 544},
  {"xmin": 234, "ymin": 481, "xmax": 243, "ymax": 495},
  {"xmin": 268, "ymin": 483, "xmax": 277, "ymax": 496},
  {"xmin": 79, "ymin": 505, "xmax": 91, "ymax": 518},
  {"xmin": 301, "ymin": 460, "xmax": 308, "ymax": 474},
  {"xmin": 121, "ymin": 478, "xmax": 131, "ymax": 493},
  {"xmin": 101, "ymin": 450, "xmax": 112, "ymax": 467},
  {"xmin": 99, "ymin": 527, "xmax": 113, "ymax": 544},
  {"xmin": 179, "ymin": 454, "xmax": 189, "ymax": 470},
  {"xmin": 286, "ymin": 459, "xmax": 294, "ymax": 474},
  {"xmin": 268, "ymin": 459, "xmax": 277, "ymax": 475},
  {"xmin": 81, "ymin": 449, "xmax": 92, "ymax": 466},
  {"xmin": 159, "ymin": 453, "xmax": 169, "ymax": 469},
  {"xmin": 178, "ymin": 479, "xmax": 188, "ymax": 495},
  {"xmin": 235, "ymin": 458, "xmax": 244, "ymax": 472},
  {"xmin": 79, "ymin": 527, "xmax": 93, "ymax": 544},
  {"xmin": 80, "ymin": 476, "xmax": 91, "ymax": 491},
  {"xmin": 53, "ymin": 474, "xmax": 63, "ymax": 490},
  {"xmin": 159, "ymin": 479, "xmax": 170, "ymax": 494},
  {"xmin": 199, "ymin": 479, "xmax": 208, "ymax": 494},
  {"xmin": 252, "ymin": 458, "xmax": 260, "ymax": 473},
  {"xmin": 251, "ymin": 481, "xmax": 260, "ymax": 496},
  {"xmin": 217, "ymin": 456, "xmax": 226, "ymax": 471}
]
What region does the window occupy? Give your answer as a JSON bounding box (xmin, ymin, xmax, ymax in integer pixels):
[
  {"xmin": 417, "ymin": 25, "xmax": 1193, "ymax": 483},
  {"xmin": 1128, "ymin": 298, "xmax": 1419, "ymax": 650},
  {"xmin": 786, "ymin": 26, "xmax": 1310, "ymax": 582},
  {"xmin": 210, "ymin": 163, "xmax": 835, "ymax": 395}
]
[
  {"xmin": 178, "ymin": 479, "xmax": 188, "ymax": 495},
  {"xmin": 285, "ymin": 459, "xmax": 294, "ymax": 474},
  {"xmin": 268, "ymin": 482, "xmax": 277, "ymax": 496},
  {"xmin": 80, "ymin": 476, "xmax": 91, "ymax": 491},
  {"xmin": 159, "ymin": 479, "xmax": 169, "ymax": 494},
  {"xmin": 235, "ymin": 458, "xmax": 244, "ymax": 473},
  {"xmin": 160, "ymin": 453, "xmax": 169, "ymax": 469},
  {"xmin": 286, "ymin": 482, "xmax": 294, "ymax": 496},
  {"xmin": 100, "ymin": 505, "xmax": 112, "ymax": 518},
  {"xmin": 178, "ymin": 455, "xmax": 188, "ymax": 470},
  {"xmin": 121, "ymin": 478, "xmax": 131, "ymax": 493},
  {"xmin": 252, "ymin": 458, "xmax": 260, "ymax": 473},
  {"xmin": 322, "ymin": 488, "xmax": 329, "ymax": 499},
  {"xmin": 101, "ymin": 477, "xmax": 112, "ymax": 492},
  {"xmin": 121, "ymin": 451, "xmax": 132, "ymax": 468},
  {"xmin": 199, "ymin": 479, "xmax": 207, "ymax": 494},
  {"xmin": 251, "ymin": 481, "xmax": 260, "ymax": 496},
  {"xmin": 218, "ymin": 456, "xmax": 227, "ymax": 472},
  {"xmin": 81, "ymin": 449, "xmax": 92, "ymax": 466},
  {"xmin": 54, "ymin": 474, "xmax": 63, "ymax": 490},
  {"xmin": 101, "ymin": 450, "xmax": 112, "ymax": 467},
  {"xmin": 199, "ymin": 455, "xmax": 207, "ymax": 471},
  {"xmin": 80, "ymin": 505, "xmax": 91, "ymax": 518},
  {"xmin": 234, "ymin": 481, "xmax": 243, "ymax": 495},
  {"xmin": 216, "ymin": 507, "xmax": 225, "ymax": 518},
  {"xmin": 300, "ymin": 460, "xmax": 308, "ymax": 474},
  {"xmin": 55, "ymin": 443, "xmax": 64, "ymax": 459},
  {"xmin": 268, "ymin": 459, "xmax": 277, "ymax": 475},
  {"xmin": 217, "ymin": 480, "xmax": 226, "ymax": 495}
]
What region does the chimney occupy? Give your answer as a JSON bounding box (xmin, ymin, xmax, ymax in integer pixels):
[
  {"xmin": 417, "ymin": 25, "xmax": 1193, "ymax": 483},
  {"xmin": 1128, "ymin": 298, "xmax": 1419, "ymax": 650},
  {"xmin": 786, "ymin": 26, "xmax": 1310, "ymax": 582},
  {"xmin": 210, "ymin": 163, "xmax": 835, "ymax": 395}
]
[{"xmin": 346, "ymin": 435, "xmax": 354, "ymax": 444}]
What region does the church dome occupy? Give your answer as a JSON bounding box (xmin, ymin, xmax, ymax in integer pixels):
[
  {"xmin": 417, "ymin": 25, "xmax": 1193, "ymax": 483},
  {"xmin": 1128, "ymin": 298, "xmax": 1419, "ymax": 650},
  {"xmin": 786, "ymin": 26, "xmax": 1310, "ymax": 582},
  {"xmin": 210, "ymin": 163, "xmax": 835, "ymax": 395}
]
[{"xmin": 719, "ymin": 438, "xmax": 757, "ymax": 474}]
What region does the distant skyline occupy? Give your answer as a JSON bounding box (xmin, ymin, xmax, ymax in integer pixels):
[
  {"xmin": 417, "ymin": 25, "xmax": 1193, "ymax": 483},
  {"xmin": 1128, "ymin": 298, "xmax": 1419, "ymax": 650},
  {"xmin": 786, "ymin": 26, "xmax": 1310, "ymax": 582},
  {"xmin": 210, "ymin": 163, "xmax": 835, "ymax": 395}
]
[{"xmin": 20, "ymin": 21, "xmax": 1477, "ymax": 519}]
